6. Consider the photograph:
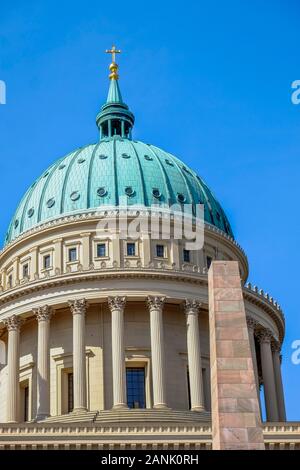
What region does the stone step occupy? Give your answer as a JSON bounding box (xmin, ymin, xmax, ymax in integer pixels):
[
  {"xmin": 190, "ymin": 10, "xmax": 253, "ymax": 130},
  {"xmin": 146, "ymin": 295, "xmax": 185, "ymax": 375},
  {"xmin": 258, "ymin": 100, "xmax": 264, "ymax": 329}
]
[
  {"xmin": 41, "ymin": 409, "xmax": 211, "ymax": 425},
  {"xmin": 94, "ymin": 409, "xmax": 211, "ymax": 424},
  {"xmin": 42, "ymin": 410, "xmax": 98, "ymax": 424}
]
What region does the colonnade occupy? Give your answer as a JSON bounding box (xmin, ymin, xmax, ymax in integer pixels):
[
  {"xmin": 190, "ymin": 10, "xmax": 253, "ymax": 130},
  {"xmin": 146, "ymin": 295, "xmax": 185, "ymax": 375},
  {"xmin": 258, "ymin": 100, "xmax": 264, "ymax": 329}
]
[{"xmin": 3, "ymin": 297, "xmax": 205, "ymax": 422}]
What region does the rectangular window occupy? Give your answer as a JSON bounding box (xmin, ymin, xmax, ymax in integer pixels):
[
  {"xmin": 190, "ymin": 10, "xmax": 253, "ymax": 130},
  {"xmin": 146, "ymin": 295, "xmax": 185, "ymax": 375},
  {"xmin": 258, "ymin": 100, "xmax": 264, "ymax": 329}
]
[
  {"xmin": 43, "ymin": 254, "xmax": 51, "ymax": 270},
  {"xmin": 97, "ymin": 243, "xmax": 106, "ymax": 258},
  {"xmin": 183, "ymin": 249, "xmax": 190, "ymax": 263},
  {"xmin": 207, "ymin": 256, "xmax": 212, "ymax": 269},
  {"xmin": 187, "ymin": 367, "xmax": 191, "ymax": 410},
  {"xmin": 127, "ymin": 242, "xmax": 136, "ymax": 256},
  {"xmin": 67, "ymin": 372, "xmax": 74, "ymax": 413},
  {"xmin": 156, "ymin": 244, "xmax": 165, "ymax": 258},
  {"xmin": 126, "ymin": 367, "xmax": 146, "ymax": 409},
  {"xmin": 23, "ymin": 263, "xmax": 29, "ymax": 278},
  {"xmin": 8, "ymin": 274, "xmax": 13, "ymax": 288},
  {"xmin": 24, "ymin": 386, "xmax": 29, "ymax": 422},
  {"xmin": 68, "ymin": 247, "xmax": 77, "ymax": 262}
]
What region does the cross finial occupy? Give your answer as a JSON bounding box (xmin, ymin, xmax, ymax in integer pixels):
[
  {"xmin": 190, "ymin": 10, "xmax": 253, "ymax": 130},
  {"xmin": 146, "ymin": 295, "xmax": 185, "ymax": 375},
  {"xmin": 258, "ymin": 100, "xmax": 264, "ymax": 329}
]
[{"xmin": 105, "ymin": 45, "xmax": 121, "ymax": 64}]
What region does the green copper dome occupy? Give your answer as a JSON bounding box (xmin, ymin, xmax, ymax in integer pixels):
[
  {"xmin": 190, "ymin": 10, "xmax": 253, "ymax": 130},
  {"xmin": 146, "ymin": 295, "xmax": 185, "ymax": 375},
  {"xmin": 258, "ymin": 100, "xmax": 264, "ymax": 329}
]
[{"xmin": 4, "ymin": 55, "xmax": 233, "ymax": 245}]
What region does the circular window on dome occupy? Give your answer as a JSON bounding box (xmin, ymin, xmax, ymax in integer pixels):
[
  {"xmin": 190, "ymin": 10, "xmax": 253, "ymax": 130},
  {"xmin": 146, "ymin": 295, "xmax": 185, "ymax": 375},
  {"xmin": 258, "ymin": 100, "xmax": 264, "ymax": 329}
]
[
  {"xmin": 125, "ymin": 186, "xmax": 135, "ymax": 197},
  {"xmin": 58, "ymin": 164, "xmax": 66, "ymax": 170},
  {"xmin": 122, "ymin": 153, "xmax": 131, "ymax": 159},
  {"xmin": 14, "ymin": 219, "xmax": 19, "ymax": 229},
  {"xmin": 70, "ymin": 191, "xmax": 80, "ymax": 201},
  {"xmin": 177, "ymin": 193, "xmax": 186, "ymax": 203},
  {"xmin": 28, "ymin": 208, "xmax": 34, "ymax": 218},
  {"xmin": 144, "ymin": 155, "xmax": 153, "ymax": 161},
  {"xmin": 165, "ymin": 159, "xmax": 174, "ymax": 166},
  {"xmin": 77, "ymin": 158, "xmax": 86, "ymax": 164},
  {"xmin": 46, "ymin": 198, "xmax": 55, "ymax": 208},
  {"xmin": 152, "ymin": 188, "xmax": 161, "ymax": 199},
  {"xmin": 99, "ymin": 154, "xmax": 108, "ymax": 160},
  {"xmin": 43, "ymin": 172, "xmax": 49, "ymax": 178},
  {"xmin": 97, "ymin": 187, "xmax": 107, "ymax": 197}
]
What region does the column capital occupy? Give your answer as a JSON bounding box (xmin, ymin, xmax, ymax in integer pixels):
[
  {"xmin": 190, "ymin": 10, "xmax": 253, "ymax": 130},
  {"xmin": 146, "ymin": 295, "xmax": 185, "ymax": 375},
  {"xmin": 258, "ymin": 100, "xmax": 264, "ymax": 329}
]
[
  {"xmin": 246, "ymin": 316, "xmax": 259, "ymax": 331},
  {"xmin": 147, "ymin": 296, "xmax": 165, "ymax": 311},
  {"xmin": 33, "ymin": 305, "xmax": 53, "ymax": 322},
  {"xmin": 4, "ymin": 315, "xmax": 23, "ymax": 331},
  {"xmin": 108, "ymin": 296, "xmax": 126, "ymax": 312},
  {"xmin": 184, "ymin": 298, "xmax": 202, "ymax": 315},
  {"xmin": 257, "ymin": 328, "xmax": 274, "ymax": 344},
  {"xmin": 69, "ymin": 298, "xmax": 87, "ymax": 316},
  {"xmin": 271, "ymin": 340, "xmax": 281, "ymax": 353}
]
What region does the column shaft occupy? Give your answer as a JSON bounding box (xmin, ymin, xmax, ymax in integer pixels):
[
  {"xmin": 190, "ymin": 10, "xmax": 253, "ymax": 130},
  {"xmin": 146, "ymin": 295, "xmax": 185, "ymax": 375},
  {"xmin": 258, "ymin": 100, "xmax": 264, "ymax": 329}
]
[
  {"xmin": 108, "ymin": 297, "xmax": 127, "ymax": 409},
  {"xmin": 185, "ymin": 299, "xmax": 205, "ymax": 411},
  {"xmin": 246, "ymin": 318, "xmax": 261, "ymax": 415},
  {"xmin": 35, "ymin": 306, "xmax": 53, "ymax": 420},
  {"xmin": 272, "ymin": 346, "xmax": 286, "ymax": 421},
  {"xmin": 69, "ymin": 299, "xmax": 87, "ymax": 412},
  {"xmin": 259, "ymin": 331, "xmax": 279, "ymax": 422},
  {"xmin": 147, "ymin": 297, "xmax": 167, "ymax": 408},
  {"xmin": 5, "ymin": 316, "xmax": 22, "ymax": 423}
]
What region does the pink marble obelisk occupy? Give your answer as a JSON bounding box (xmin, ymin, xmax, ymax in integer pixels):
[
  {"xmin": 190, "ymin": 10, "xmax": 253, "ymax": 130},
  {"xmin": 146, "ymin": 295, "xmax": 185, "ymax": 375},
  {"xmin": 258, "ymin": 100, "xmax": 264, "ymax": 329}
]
[{"xmin": 208, "ymin": 261, "xmax": 265, "ymax": 450}]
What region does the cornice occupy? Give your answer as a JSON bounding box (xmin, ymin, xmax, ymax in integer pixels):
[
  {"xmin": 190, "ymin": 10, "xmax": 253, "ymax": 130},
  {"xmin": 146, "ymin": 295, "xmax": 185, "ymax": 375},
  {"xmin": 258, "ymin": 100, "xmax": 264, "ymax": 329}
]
[{"xmin": 0, "ymin": 267, "xmax": 285, "ymax": 342}]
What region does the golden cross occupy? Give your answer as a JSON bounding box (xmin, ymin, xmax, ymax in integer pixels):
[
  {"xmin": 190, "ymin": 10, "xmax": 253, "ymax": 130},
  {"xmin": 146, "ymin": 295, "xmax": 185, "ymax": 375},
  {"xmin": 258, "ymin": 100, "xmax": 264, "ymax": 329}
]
[{"xmin": 105, "ymin": 45, "xmax": 121, "ymax": 63}]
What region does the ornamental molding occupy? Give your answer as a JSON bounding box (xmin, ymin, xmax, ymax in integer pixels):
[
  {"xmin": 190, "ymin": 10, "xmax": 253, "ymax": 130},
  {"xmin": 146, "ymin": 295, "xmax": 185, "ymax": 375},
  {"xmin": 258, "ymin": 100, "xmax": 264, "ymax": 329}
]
[
  {"xmin": 68, "ymin": 298, "xmax": 87, "ymax": 316},
  {"xmin": 256, "ymin": 328, "xmax": 274, "ymax": 344},
  {"xmin": 0, "ymin": 210, "xmax": 247, "ymax": 265},
  {"xmin": 246, "ymin": 316, "xmax": 259, "ymax": 330},
  {"xmin": 271, "ymin": 340, "xmax": 281, "ymax": 353},
  {"xmin": 33, "ymin": 305, "xmax": 53, "ymax": 322},
  {"xmin": 107, "ymin": 296, "xmax": 126, "ymax": 312},
  {"xmin": 0, "ymin": 269, "xmax": 285, "ymax": 343},
  {"xmin": 184, "ymin": 298, "xmax": 202, "ymax": 315},
  {"xmin": 146, "ymin": 296, "xmax": 166, "ymax": 311},
  {"xmin": 3, "ymin": 314, "xmax": 23, "ymax": 331}
]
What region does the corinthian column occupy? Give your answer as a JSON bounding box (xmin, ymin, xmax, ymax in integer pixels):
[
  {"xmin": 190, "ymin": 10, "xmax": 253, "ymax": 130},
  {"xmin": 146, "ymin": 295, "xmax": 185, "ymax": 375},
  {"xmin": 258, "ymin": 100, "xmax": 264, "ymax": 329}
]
[
  {"xmin": 258, "ymin": 329, "xmax": 279, "ymax": 422},
  {"xmin": 4, "ymin": 315, "xmax": 22, "ymax": 423},
  {"xmin": 246, "ymin": 317, "xmax": 260, "ymax": 401},
  {"xmin": 272, "ymin": 341, "xmax": 286, "ymax": 421},
  {"xmin": 184, "ymin": 299, "xmax": 205, "ymax": 411},
  {"xmin": 69, "ymin": 299, "xmax": 87, "ymax": 412},
  {"xmin": 34, "ymin": 305, "xmax": 53, "ymax": 420},
  {"xmin": 108, "ymin": 296, "xmax": 127, "ymax": 409},
  {"xmin": 147, "ymin": 296, "xmax": 167, "ymax": 408}
]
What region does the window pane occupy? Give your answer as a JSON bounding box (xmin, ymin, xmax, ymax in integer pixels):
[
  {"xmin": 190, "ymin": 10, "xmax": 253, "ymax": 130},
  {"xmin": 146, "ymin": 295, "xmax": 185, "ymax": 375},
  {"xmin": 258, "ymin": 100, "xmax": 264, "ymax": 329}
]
[
  {"xmin": 69, "ymin": 248, "xmax": 77, "ymax": 262},
  {"xmin": 183, "ymin": 249, "xmax": 190, "ymax": 263},
  {"xmin": 156, "ymin": 245, "xmax": 164, "ymax": 258},
  {"xmin": 44, "ymin": 255, "xmax": 51, "ymax": 269},
  {"xmin": 207, "ymin": 256, "xmax": 212, "ymax": 269},
  {"xmin": 126, "ymin": 367, "xmax": 146, "ymax": 409},
  {"xmin": 68, "ymin": 373, "xmax": 74, "ymax": 413},
  {"xmin": 23, "ymin": 264, "xmax": 29, "ymax": 277},
  {"xmin": 97, "ymin": 243, "xmax": 106, "ymax": 257},
  {"xmin": 127, "ymin": 243, "xmax": 135, "ymax": 256}
]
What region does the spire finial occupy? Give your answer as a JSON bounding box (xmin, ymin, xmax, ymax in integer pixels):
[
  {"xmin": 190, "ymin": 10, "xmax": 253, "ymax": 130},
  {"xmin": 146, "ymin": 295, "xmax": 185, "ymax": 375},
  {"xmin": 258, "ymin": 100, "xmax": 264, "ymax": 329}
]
[{"xmin": 105, "ymin": 44, "xmax": 121, "ymax": 80}]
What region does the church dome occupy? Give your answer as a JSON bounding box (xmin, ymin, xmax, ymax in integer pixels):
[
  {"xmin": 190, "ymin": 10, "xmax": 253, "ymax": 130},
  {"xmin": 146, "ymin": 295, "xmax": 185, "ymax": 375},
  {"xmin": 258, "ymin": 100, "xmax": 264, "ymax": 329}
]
[{"xmin": 4, "ymin": 58, "xmax": 233, "ymax": 246}]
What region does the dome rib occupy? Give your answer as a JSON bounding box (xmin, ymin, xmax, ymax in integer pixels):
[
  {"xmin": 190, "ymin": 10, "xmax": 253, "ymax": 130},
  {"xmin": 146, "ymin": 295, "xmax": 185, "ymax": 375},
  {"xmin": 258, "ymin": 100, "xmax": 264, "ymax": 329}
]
[
  {"xmin": 112, "ymin": 139, "xmax": 119, "ymax": 206},
  {"xmin": 147, "ymin": 145, "xmax": 173, "ymax": 205},
  {"xmin": 60, "ymin": 149, "xmax": 83, "ymax": 214},
  {"xmin": 169, "ymin": 154, "xmax": 194, "ymax": 205},
  {"xmin": 37, "ymin": 159, "xmax": 62, "ymax": 223},
  {"xmin": 129, "ymin": 140, "xmax": 148, "ymax": 206},
  {"xmin": 86, "ymin": 142, "xmax": 102, "ymax": 209}
]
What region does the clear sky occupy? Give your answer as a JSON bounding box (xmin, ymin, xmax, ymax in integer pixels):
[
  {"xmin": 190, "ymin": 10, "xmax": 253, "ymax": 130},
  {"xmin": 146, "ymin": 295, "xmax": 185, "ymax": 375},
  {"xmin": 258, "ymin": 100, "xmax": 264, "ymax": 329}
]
[{"xmin": 0, "ymin": 0, "xmax": 299, "ymax": 419}]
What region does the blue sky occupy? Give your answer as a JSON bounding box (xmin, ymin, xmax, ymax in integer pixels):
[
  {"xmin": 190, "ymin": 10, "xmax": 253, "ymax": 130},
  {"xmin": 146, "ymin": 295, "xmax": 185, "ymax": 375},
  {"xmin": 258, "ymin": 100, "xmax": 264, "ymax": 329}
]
[{"xmin": 0, "ymin": 0, "xmax": 299, "ymax": 419}]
